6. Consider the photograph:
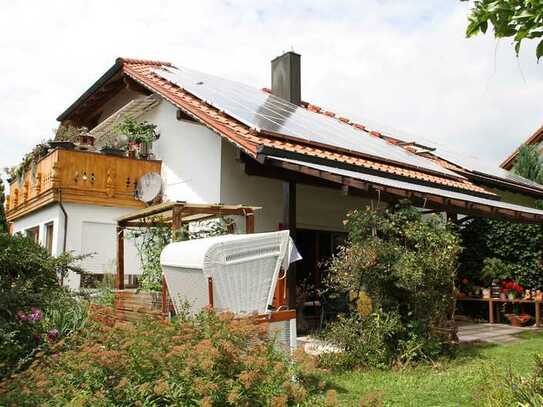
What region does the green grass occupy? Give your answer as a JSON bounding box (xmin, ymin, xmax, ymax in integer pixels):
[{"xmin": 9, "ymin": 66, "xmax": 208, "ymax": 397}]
[{"xmin": 325, "ymin": 331, "xmax": 543, "ymax": 406}]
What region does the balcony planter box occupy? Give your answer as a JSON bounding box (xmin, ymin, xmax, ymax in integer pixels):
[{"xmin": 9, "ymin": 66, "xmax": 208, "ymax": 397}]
[
  {"xmin": 77, "ymin": 134, "xmax": 95, "ymax": 147},
  {"xmin": 49, "ymin": 141, "xmax": 75, "ymax": 150},
  {"xmin": 100, "ymin": 147, "xmax": 126, "ymax": 157}
]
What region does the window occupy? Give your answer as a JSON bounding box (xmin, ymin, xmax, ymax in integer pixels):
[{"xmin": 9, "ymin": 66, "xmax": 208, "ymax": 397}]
[
  {"xmin": 45, "ymin": 222, "xmax": 54, "ymax": 255},
  {"xmin": 25, "ymin": 226, "xmax": 39, "ymax": 243}
]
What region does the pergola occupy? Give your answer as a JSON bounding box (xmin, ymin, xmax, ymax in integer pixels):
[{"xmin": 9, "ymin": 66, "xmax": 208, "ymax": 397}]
[{"xmin": 115, "ymin": 201, "xmax": 260, "ymax": 297}]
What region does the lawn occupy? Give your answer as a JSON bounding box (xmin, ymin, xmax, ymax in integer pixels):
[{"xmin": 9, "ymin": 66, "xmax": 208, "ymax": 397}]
[{"xmin": 326, "ymin": 331, "xmax": 543, "ymax": 406}]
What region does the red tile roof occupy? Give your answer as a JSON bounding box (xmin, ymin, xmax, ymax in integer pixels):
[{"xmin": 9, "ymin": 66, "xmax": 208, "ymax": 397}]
[{"xmin": 118, "ymin": 58, "xmax": 492, "ymax": 196}]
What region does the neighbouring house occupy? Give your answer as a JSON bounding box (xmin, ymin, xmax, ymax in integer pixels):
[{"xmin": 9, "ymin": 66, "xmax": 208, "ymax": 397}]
[
  {"xmin": 6, "ymin": 53, "xmax": 543, "ymax": 325},
  {"xmin": 501, "ymin": 124, "xmax": 543, "ymax": 171}
]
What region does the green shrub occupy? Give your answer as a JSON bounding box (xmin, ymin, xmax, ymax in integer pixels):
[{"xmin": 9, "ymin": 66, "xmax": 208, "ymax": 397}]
[
  {"xmin": 0, "ymin": 233, "xmax": 86, "ymax": 378},
  {"xmin": 459, "ymin": 217, "xmax": 543, "ymax": 289},
  {"xmin": 322, "ymin": 204, "xmax": 460, "ymax": 369},
  {"xmin": 0, "ymin": 310, "xmax": 325, "ymax": 406}
]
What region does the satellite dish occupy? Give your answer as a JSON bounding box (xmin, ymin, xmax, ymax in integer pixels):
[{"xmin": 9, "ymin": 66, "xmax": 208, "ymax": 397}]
[{"xmin": 136, "ymin": 172, "xmax": 162, "ymax": 203}]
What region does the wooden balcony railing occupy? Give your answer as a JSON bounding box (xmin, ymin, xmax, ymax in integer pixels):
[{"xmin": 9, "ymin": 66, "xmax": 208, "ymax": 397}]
[{"xmin": 5, "ymin": 149, "xmax": 162, "ymax": 221}]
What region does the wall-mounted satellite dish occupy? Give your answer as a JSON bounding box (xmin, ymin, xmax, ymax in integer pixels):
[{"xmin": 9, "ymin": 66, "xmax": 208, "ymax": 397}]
[{"xmin": 136, "ymin": 172, "xmax": 162, "ymax": 203}]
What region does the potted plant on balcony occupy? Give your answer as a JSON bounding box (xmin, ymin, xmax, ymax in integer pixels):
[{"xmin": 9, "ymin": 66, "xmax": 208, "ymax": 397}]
[
  {"xmin": 100, "ymin": 137, "xmax": 126, "ymax": 157},
  {"xmin": 114, "ymin": 115, "xmax": 158, "ymax": 160},
  {"xmin": 50, "ymin": 124, "xmax": 78, "ymax": 150}
]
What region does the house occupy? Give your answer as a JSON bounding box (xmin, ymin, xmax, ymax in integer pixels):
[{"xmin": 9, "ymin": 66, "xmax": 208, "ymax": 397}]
[
  {"xmin": 6, "ymin": 52, "xmax": 543, "ymax": 310},
  {"xmin": 501, "ymin": 124, "xmax": 543, "ymax": 171}
]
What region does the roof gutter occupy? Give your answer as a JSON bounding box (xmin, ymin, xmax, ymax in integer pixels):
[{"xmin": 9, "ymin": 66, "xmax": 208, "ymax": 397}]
[{"xmin": 257, "ymin": 146, "xmax": 499, "ymax": 200}]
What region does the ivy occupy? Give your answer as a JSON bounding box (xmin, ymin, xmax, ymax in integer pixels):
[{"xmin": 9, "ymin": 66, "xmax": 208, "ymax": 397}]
[{"xmin": 127, "ymin": 217, "xmax": 233, "ymax": 292}]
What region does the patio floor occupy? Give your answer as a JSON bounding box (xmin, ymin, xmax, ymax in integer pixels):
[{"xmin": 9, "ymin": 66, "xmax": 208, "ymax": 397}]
[
  {"xmin": 457, "ymin": 322, "xmax": 540, "ymax": 345},
  {"xmin": 297, "ymin": 323, "xmax": 541, "ymax": 355}
]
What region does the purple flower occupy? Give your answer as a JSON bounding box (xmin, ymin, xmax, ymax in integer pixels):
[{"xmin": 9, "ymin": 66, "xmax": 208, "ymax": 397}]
[
  {"xmin": 29, "ymin": 308, "xmax": 43, "ymax": 322},
  {"xmin": 51, "ymin": 352, "xmax": 60, "ymax": 359},
  {"xmin": 47, "ymin": 329, "xmax": 59, "ymax": 342}
]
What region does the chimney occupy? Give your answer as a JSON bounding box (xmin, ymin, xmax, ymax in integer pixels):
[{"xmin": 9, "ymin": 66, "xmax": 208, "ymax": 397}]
[{"xmin": 271, "ymin": 51, "xmax": 301, "ymax": 105}]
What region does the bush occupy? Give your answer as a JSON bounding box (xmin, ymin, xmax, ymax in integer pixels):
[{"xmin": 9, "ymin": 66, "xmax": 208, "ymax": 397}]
[
  {"xmin": 459, "ymin": 217, "xmax": 543, "ymax": 289},
  {"xmin": 322, "ymin": 204, "xmax": 460, "ymax": 369},
  {"xmin": 0, "ymin": 233, "xmax": 86, "ymax": 378},
  {"xmin": 0, "ymin": 310, "xmax": 325, "ymax": 406}
]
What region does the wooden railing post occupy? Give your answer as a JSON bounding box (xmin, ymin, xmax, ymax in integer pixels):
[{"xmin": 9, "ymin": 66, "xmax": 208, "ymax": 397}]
[
  {"xmin": 116, "ymin": 225, "xmax": 125, "ymax": 290},
  {"xmin": 245, "ymin": 210, "xmax": 255, "ymax": 234}
]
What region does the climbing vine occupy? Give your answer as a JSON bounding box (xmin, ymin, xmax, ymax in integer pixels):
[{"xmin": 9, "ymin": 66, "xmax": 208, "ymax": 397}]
[{"xmin": 126, "ymin": 217, "xmax": 234, "ymax": 292}]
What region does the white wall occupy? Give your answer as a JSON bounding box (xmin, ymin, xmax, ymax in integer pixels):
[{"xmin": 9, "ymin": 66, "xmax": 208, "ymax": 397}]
[
  {"xmin": 220, "ymin": 141, "xmax": 374, "ymax": 233},
  {"xmin": 11, "ymin": 203, "xmax": 141, "ymax": 289},
  {"xmin": 11, "ymin": 204, "xmax": 63, "ymax": 256},
  {"xmin": 141, "ymin": 101, "xmax": 222, "ymax": 203}
]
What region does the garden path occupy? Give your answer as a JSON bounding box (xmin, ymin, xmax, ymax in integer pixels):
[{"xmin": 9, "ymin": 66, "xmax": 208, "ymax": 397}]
[{"xmin": 457, "ymin": 322, "xmax": 540, "ymax": 345}]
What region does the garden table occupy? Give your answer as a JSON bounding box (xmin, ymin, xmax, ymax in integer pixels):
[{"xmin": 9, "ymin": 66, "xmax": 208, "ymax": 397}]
[{"xmin": 456, "ymin": 297, "xmax": 541, "ymax": 327}]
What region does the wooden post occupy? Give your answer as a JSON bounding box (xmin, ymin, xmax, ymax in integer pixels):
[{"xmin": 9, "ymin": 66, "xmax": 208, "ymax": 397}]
[
  {"xmin": 208, "ymin": 277, "xmax": 214, "ymax": 308},
  {"xmin": 245, "ymin": 211, "xmax": 255, "ymax": 234},
  {"xmin": 536, "ymin": 301, "xmax": 541, "ymax": 328},
  {"xmin": 116, "ymin": 225, "xmax": 125, "ymax": 289},
  {"xmin": 489, "ymin": 298, "xmax": 494, "ymax": 324},
  {"xmin": 161, "ymin": 205, "xmax": 184, "ymax": 317},
  {"xmin": 283, "ymin": 181, "xmax": 297, "ymax": 309},
  {"xmin": 161, "ymin": 278, "xmax": 168, "ymax": 316}
]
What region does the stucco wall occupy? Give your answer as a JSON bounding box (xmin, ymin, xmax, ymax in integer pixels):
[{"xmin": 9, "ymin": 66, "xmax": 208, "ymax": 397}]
[
  {"xmin": 219, "ymin": 141, "xmax": 374, "ymax": 233},
  {"xmin": 141, "ymin": 101, "xmax": 222, "ymax": 203},
  {"xmin": 10, "ymin": 203, "xmax": 141, "ymax": 289}
]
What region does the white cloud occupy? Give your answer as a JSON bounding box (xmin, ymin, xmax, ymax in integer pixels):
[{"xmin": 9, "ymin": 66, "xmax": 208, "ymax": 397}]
[{"xmin": 1, "ymin": 0, "xmax": 542, "ymax": 174}]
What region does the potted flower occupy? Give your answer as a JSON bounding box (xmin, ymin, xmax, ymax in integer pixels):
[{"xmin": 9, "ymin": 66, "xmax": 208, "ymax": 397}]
[
  {"xmin": 501, "ymin": 280, "xmax": 524, "ymax": 300},
  {"xmin": 114, "ymin": 115, "xmax": 158, "ymax": 160}
]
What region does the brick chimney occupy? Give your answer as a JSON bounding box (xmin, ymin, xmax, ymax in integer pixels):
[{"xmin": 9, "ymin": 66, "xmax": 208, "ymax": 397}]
[{"xmin": 271, "ymin": 51, "xmax": 301, "ymax": 105}]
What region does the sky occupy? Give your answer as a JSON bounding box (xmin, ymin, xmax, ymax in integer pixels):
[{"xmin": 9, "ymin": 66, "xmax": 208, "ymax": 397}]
[{"xmin": 1, "ymin": 0, "xmax": 542, "ymax": 175}]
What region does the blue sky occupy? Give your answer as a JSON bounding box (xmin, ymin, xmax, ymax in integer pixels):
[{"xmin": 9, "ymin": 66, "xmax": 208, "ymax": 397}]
[{"xmin": 1, "ymin": 0, "xmax": 542, "ymax": 174}]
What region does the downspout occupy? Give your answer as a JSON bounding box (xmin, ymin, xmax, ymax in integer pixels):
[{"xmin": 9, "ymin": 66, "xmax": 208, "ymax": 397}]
[{"xmin": 58, "ymin": 189, "xmax": 68, "ymax": 253}]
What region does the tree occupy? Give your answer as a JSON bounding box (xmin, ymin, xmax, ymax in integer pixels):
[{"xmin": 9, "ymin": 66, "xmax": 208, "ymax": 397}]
[
  {"xmin": 512, "ymin": 144, "xmax": 543, "ymax": 184},
  {"xmin": 463, "ymin": 0, "xmax": 543, "ymax": 60},
  {"xmin": 0, "ymin": 177, "xmax": 7, "ymax": 234}
]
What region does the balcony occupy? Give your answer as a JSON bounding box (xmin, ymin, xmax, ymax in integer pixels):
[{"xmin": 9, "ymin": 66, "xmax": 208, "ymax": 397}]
[{"xmin": 5, "ymin": 148, "xmax": 162, "ymax": 222}]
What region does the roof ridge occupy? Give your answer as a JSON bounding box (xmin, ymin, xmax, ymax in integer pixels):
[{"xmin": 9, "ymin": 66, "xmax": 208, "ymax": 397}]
[{"xmin": 116, "ymin": 57, "xmax": 173, "ymax": 67}]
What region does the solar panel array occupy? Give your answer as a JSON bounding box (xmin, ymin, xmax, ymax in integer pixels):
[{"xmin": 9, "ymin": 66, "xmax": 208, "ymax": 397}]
[
  {"xmin": 430, "ymin": 149, "xmax": 543, "ymax": 191},
  {"xmin": 153, "ymin": 67, "xmax": 461, "ymax": 178}
]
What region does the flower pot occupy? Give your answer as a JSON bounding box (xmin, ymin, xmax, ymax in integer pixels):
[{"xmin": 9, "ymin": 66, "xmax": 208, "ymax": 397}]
[
  {"xmin": 127, "ymin": 150, "xmax": 137, "ymax": 159},
  {"xmin": 49, "ymin": 141, "xmax": 75, "ymax": 150},
  {"xmin": 482, "ymin": 288, "xmax": 491, "ymax": 299},
  {"xmin": 506, "ymin": 313, "xmax": 532, "ymax": 327},
  {"xmin": 100, "ymin": 147, "xmax": 126, "ymax": 157},
  {"xmin": 500, "ymin": 292, "xmax": 507, "ymax": 300}
]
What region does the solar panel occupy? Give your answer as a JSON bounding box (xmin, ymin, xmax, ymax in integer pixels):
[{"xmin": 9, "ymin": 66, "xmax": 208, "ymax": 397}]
[
  {"xmin": 270, "ymin": 156, "xmax": 543, "ymax": 216},
  {"xmin": 153, "ymin": 66, "xmax": 461, "ymax": 179},
  {"xmin": 430, "ymin": 148, "xmax": 543, "ymax": 191}
]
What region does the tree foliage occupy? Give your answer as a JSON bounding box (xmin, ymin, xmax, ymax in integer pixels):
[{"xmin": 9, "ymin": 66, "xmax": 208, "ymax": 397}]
[
  {"xmin": 322, "ymin": 205, "xmax": 461, "ymax": 368},
  {"xmin": 0, "ymin": 177, "xmax": 7, "ymax": 234},
  {"xmin": 512, "ymin": 144, "xmax": 543, "ymax": 184},
  {"xmin": 459, "ymin": 217, "xmax": 543, "ymax": 288},
  {"xmin": 463, "ymin": 0, "xmax": 543, "ymax": 59}
]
